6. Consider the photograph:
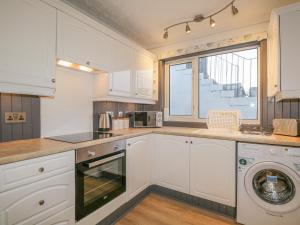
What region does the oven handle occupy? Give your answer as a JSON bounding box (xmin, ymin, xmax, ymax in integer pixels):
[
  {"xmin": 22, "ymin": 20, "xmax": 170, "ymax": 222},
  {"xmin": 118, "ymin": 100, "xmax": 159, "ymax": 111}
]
[{"xmin": 85, "ymin": 152, "xmax": 125, "ymax": 168}]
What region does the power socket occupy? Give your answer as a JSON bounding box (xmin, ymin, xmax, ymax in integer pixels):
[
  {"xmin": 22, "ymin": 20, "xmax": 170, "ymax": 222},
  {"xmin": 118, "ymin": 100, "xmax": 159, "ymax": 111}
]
[{"xmin": 5, "ymin": 112, "xmax": 26, "ymax": 123}]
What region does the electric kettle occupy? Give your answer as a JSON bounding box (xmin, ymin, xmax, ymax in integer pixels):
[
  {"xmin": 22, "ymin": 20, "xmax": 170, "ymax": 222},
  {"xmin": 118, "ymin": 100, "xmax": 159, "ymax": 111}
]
[{"xmin": 98, "ymin": 113, "xmax": 112, "ymax": 131}]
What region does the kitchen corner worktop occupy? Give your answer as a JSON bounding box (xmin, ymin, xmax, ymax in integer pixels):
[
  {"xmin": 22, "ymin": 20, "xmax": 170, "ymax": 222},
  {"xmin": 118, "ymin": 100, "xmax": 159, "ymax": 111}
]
[{"xmin": 1, "ymin": 127, "xmax": 300, "ymax": 165}]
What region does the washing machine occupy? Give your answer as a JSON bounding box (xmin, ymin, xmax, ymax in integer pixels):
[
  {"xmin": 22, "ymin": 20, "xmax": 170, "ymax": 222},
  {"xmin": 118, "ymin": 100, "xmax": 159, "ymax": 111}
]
[{"xmin": 237, "ymin": 142, "xmax": 300, "ymax": 225}]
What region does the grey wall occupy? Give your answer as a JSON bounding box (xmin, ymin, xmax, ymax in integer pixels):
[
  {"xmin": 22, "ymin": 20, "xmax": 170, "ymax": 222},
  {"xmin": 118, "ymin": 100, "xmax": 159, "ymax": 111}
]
[{"xmin": 0, "ymin": 93, "xmax": 40, "ymax": 142}]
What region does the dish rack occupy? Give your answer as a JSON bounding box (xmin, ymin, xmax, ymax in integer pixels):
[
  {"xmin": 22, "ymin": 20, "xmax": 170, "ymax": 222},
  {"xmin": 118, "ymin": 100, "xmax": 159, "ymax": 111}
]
[{"xmin": 207, "ymin": 110, "xmax": 241, "ymax": 131}]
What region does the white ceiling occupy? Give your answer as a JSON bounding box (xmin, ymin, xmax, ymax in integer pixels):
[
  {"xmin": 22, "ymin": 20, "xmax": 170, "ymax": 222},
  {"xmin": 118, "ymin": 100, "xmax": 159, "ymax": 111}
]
[{"xmin": 62, "ymin": 0, "xmax": 299, "ymax": 49}]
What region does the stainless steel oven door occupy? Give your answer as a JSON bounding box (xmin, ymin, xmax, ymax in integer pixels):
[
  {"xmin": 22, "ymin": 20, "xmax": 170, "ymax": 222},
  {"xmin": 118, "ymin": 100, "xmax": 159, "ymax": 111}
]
[{"xmin": 76, "ymin": 151, "xmax": 126, "ymax": 221}]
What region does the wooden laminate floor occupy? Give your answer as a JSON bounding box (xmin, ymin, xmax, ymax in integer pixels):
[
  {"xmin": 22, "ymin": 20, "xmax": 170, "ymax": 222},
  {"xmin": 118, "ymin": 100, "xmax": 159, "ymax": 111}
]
[{"xmin": 116, "ymin": 194, "xmax": 238, "ymax": 225}]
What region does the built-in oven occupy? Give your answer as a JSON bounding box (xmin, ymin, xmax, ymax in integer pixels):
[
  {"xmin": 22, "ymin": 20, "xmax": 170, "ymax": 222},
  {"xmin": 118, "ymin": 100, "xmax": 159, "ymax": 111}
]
[{"xmin": 75, "ymin": 140, "xmax": 126, "ymax": 221}]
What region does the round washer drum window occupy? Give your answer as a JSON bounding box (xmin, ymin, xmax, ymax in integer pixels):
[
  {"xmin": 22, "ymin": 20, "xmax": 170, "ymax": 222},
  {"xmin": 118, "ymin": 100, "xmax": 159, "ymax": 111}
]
[{"xmin": 253, "ymin": 169, "xmax": 296, "ymax": 205}]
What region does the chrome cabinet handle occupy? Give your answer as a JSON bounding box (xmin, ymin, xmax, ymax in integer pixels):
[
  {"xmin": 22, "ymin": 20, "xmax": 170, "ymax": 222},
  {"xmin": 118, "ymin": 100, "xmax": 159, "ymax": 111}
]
[
  {"xmin": 86, "ymin": 61, "xmax": 90, "ymax": 65},
  {"xmin": 185, "ymin": 141, "xmax": 188, "ymax": 144},
  {"xmin": 39, "ymin": 167, "xmax": 45, "ymax": 173},
  {"xmin": 39, "ymin": 200, "xmax": 45, "ymax": 206},
  {"xmin": 51, "ymin": 78, "xmax": 56, "ymax": 83}
]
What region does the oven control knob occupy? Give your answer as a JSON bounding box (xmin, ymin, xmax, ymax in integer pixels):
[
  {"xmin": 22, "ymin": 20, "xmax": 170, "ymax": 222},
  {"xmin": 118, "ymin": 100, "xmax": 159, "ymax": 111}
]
[{"xmin": 88, "ymin": 151, "xmax": 96, "ymax": 157}]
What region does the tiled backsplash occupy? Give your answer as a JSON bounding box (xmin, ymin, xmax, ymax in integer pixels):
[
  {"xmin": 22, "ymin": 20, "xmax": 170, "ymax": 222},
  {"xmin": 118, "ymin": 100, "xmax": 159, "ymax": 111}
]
[
  {"xmin": 0, "ymin": 93, "xmax": 40, "ymax": 142},
  {"xmin": 93, "ymin": 101, "xmax": 161, "ymax": 131}
]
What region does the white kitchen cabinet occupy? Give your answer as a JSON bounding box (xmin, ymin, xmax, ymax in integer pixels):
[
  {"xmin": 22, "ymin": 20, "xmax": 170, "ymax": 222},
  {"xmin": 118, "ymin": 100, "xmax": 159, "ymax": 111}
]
[
  {"xmin": 57, "ymin": 11, "xmax": 113, "ymax": 72},
  {"xmin": 134, "ymin": 52, "xmax": 154, "ymax": 99},
  {"xmin": 0, "ymin": 151, "xmax": 75, "ymax": 192},
  {"xmin": 0, "ymin": 171, "xmax": 75, "ymax": 225},
  {"xmin": 126, "ymin": 135, "xmax": 152, "ymax": 200},
  {"xmin": 93, "ymin": 49, "xmax": 156, "ymax": 103},
  {"xmin": 190, "ymin": 138, "xmax": 236, "ymax": 207},
  {"xmin": 267, "ymin": 2, "xmax": 300, "ymax": 100},
  {"xmin": 0, "ymin": 151, "xmax": 75, "ymax": 225},
  {"xmin": 154, "ymin": 135, "xmax": 190, "ymax": 194},
  {"xmin": 109, "ymin": 70, "xmax": 133, "ymax": 97},
  {"xmin": 0, "ymin": 0, "xmax": 56, "ymax": 96},
  {"xmin": 110, "ymin": 39, "xmax": 134, "ymax": 73},
  {"xmin": 36, "ymin": 206, "xmax": 75, "ymax": 225}
]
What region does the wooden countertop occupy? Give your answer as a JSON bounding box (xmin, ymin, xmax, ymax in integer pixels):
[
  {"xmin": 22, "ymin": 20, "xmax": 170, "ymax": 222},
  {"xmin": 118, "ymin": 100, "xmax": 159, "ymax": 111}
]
[{"xmin": 1, "ymin": 127, "xmax": 300, "ymax": 165}]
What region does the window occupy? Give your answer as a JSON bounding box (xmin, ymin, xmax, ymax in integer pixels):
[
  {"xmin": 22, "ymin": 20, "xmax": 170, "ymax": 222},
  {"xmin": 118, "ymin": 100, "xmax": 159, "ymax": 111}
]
[
  {"xmin": 164, "ymin": 46, "xmax": 260, "ymax": 124},
  {"xmin": 169, "ymin": 62, "xmax": 193, "ymax": 116}
]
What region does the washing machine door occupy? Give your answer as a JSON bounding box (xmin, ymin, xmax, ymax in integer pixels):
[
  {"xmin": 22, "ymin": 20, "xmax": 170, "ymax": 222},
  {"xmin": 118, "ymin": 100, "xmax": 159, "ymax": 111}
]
[{"xmin": 245, "ymin": 161, "xmax": 300, "ymax": 214}]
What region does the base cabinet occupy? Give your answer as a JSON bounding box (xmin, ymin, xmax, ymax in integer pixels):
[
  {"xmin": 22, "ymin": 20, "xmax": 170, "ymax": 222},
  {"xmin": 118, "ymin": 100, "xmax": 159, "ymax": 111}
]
[
  {"xmin": 126, "ymin": 135, "xmax": 152, "ymax": 200},
  {"xmin": 36, "ymin": 206, "xmax": 75, "ymax": 225},
  {"xmin": 190, "ymin": 138, "xmax": 236, "ymax": 207},
  {"xmin": 0, "ymin": 151, "xmax": 75, "ymax": 225},
  {"xmin": 153, "ymin": 135, "xmax": 190, "ymax": 194}
]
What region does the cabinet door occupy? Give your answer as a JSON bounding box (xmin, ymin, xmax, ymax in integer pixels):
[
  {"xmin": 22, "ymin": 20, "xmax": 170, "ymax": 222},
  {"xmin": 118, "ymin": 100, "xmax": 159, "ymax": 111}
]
[
  {"xmin": 0, "ymin": 171, "xmax": 75, "ymax": 225},
  {"xmin": 36, "ymin": 207, "xmax": 75, "ymax": 225},
  {"xmin": 134, "ymin": 52, "xmax": 154, "ymax": 99},
  {"xmin": 267, "ymin": 12, "xmax": 280, "ymax": 97},
  {"xmin": 0, "ymin": 150, "xmax": 75, "ymax": 193},
  {"xmin": 110, "ymin": 40, "xmax": 134, "ymax": 73},
  {"xmin": 57, "ymin": 12, "xmax": 113, "ymax": 72},
  {"xmin": 190, "ymin": 138, "xmax": 236, "ymax": 207},
  {"xmin": 0, "ymin": 0, "xmax": 56, "ymax": 96},
  {"xmin": 127, "ymin": 135, "xmax": 152, "ymax": 200},
  {"xmin": 154, "ymin": 135, "xmax": 190, "ymax": 194},
  {"xmin": 280, "ymin": 9, "xmax": 300, "ymax": 92},
  {"xmin": 109, "ymin": 71, "xmax": 132, "ymax": 97}
]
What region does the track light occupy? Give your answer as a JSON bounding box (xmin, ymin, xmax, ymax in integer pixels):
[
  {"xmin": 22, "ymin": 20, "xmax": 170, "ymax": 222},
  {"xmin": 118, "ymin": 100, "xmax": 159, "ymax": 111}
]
[
  {"xmin": 185, "ymin": 23, "xmax": 191, "ymax": 34},
  {"xmin": 210, "ymin": 17, "xmax": 216, "ymax": 28},
  {"xmin": 163, "ymin": 29, "xmax": 168, "ymax": 39},
  {"xmin": 231, "ymin": 3, "xmax": 239, "ymax": 15},
  {"xmin": 162, "ymin": 0, "xmax": 238, "ymax": 39}
]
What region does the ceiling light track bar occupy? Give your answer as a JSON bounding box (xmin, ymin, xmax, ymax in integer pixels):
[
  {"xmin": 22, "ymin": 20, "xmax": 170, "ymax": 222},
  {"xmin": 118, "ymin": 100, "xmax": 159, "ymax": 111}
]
[{"xmin": 163, "ymin": 0, "xmax": 238, "ymax": 39}]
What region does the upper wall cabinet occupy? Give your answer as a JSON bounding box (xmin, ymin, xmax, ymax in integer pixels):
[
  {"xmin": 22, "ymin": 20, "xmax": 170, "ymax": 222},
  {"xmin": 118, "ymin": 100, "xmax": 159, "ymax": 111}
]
[
  {"xmin": 0, "ymin": 0, "xmax": 56, "ymax": 96},
  {"xmin": 57, "ymin": 12, "xmax": 113, "ymax": 72},
  {"xmin": 268, "ymin": 2, "xmax": 300, "ymax": 101},
  {"xmin": 93, "ymin": 50, "xmax": 157, "ymax": 104},
  {"xmin": 134, "ymin": 52, "xmax": 154, "ymax": 99}
]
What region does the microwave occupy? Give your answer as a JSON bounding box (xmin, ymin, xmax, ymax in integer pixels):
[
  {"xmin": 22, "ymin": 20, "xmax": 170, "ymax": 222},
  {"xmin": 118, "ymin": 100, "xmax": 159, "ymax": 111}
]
[{"xmin": 129, "ymin": 111, "xmax": 162, "ymax": 128}]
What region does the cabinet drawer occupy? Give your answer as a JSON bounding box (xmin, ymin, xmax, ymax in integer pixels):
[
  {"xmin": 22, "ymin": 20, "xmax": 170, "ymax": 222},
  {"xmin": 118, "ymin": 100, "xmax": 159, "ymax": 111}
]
[
  {"xmin": 0, "ymin": 151, "xmax": 74, "ymax": 192},
  {"xmin": 36, "ymin": 206, "xmax": 75, "ymax": 225},
  {"xmin": 0, "ymin": 171, "xmax": 75, "ymax": 225}
]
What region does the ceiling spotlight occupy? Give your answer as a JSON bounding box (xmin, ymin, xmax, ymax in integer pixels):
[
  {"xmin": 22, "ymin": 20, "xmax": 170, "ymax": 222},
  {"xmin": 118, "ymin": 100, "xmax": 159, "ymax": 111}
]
[
  {"xmin": 232, "ymin": 3, "xmax": 239, "ymax": 15},
  {"xmin": 185, "ymin": 23, "xmax": 191, "ymax": 34},
  {"xmin": 163, "ymin": 29, "xmax": 168, "ymax": 39},
  {"xmin": 210, "ymin": 17, "xmax": 216, "ymax": 28}
]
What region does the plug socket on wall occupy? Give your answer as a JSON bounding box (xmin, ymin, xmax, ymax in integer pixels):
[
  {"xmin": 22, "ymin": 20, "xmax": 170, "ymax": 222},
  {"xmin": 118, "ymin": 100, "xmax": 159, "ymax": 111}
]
[{"xmin": 5, "ymin": 112, "xmax": 26, "ymax": 123}]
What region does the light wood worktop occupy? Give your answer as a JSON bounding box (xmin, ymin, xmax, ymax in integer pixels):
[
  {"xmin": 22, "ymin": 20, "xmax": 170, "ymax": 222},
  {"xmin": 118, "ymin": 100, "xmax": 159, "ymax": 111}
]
[{"xmin": 1, "ymin": 127, "xmax": 300, "ymax": 165}]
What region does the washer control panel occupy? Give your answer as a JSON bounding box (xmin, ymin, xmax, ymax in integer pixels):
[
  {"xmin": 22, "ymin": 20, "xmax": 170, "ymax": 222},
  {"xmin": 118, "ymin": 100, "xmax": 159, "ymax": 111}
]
[{"xmin": 238, "ymin": 157, "xmax": 255, "ymax": 172}]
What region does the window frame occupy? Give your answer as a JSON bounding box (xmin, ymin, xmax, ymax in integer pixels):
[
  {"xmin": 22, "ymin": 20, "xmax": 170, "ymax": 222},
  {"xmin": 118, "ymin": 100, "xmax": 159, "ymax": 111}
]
[{"xmin": 164, "ymin": 45, "xmax": 261, "ymax": 124}]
